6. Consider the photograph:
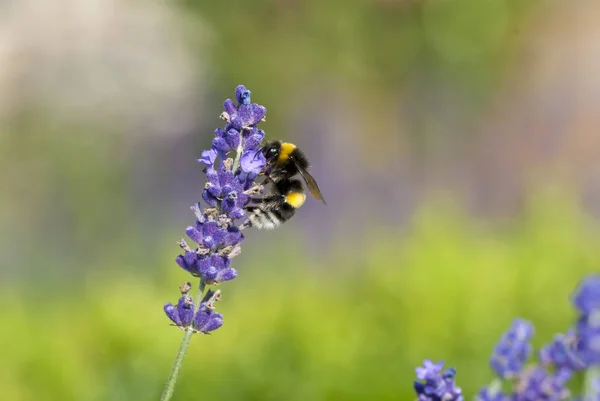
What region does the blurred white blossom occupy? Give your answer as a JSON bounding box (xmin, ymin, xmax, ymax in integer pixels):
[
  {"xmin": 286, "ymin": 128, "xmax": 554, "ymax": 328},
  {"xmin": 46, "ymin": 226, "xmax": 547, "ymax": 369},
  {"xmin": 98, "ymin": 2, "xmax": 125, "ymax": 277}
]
[{"xmin": 0, "ymin": 0, "xmax": 208, "ymax": 139}]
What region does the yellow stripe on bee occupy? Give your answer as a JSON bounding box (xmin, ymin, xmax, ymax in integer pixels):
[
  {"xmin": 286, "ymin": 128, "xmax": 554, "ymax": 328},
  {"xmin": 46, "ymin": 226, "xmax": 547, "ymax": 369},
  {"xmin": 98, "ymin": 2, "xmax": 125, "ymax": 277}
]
[
  {"xmin": 277, "ymin": 143, "xmax": 296, "ymax": 163},
  {"xmin": 285, "ymin": 192, "xmax": 306, "ymax": 209}
]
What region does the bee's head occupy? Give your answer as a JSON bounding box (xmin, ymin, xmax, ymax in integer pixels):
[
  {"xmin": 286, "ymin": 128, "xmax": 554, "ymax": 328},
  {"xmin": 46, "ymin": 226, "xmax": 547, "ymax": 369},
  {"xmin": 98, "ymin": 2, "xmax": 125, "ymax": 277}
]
[{"xmin": 261, "ymin": 141, "xmax": 282, "ymax": 163}]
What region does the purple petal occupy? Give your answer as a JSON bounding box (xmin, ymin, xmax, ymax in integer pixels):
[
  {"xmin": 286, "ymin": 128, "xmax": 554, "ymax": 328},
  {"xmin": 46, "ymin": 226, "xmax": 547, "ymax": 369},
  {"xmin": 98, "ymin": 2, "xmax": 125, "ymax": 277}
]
[
  {"xmin": 212, "ymin": 228, "xmax": 227, "ymax": 246},
  {"xmin": 225, "ymin": 226, "xmax": 244, "ymax": 246},
  {"xmin": 223, "ymin": 99, "xmax": 237, "ymax": 115},
  {"xmin": 207, "ymin": 182, "xmax": 222, "ymax": 198},
  {"xmin": 235, "ymin": 192, "xmax": 250, "ymax": 208},
  {"xmin": 202, "ymin": 236, "xmax": 215, "ymax": 249},
  {"xmin": 193, "ymin": 309, "xmax": 210, "ymax": 330},
  {"xmin": 229, "ymin": 207, "xmax": 245, "ymax": 219},
  {"xmin": 176, "ymin": 252, "xmax": 197, "ymax": 274},
  {"xmin": 221, "ymin": 185, "xmax": 236, "ymax": 200},
  {"xmin": 235, "ymin": 85, "xmax": 251, "ymax": 105},
  {"xmin": 177, "ymin": 296, "xmax": 194, "ymax": 326},
  {"xmin": 217, "ymin": 168, "xmax": 236, "ymax": 187},
  {"xmin": 197, "ymin": 149, "xmax": 217, "ymax": 168},
  {"xmin": 185, "ymin": 226, "xmax": 203, "ymax": 244},
  {"xmin": 202, "ymin": 189, "xmax": 219, "ymax": 207},
  {"xmin": 206, "ymin": 170, "xmax": 220, "ymax": 187},
  {"xmin": 201, "ymin": 312, "xmax": 223, "ymax": 333},
  {"xmin": 237, "ymin": 171, "xmax": 257, "ymax": 190},
  {"xmin": 216, "ymin": 267, "xmax": 237, "ymax": 283},
  {"xmin": 225, "ymin": 129, "xmax": 241, "ymax": 149},
  {"xmin": 197, "ymin": 256, "xmax": 218, "ymax": 281},
  {"xmin": 210, "ymin": 254, "xmax": 226, "ymax": 270},
  {"xmin": 221, "ymin": 197, "xmax": 237, "ymax": 215},
  {"xmin": 573, "ymin": 275, "xmax": 600, "ymax": 315},
  {"xmin": 212, "ymin": 137, "xmax": 232, "ymax": 153},
  {"xmin": 176, "ymin": 255, "xmax": 188, "ymax": 271},
  {"xmin": 184, "ymin": 251, "xmax": 197, "ymax": 266},
  {"xmin": 233, "ymin": 104, "xmax": 266, "ymax": 129},
  {"xmin": 202, "ymin": 221, "xmax": 220, "ymax": 237},
  {"xmin": 164, "ymin": 303, "xmax": 182, "ymax": 326},
  {"xmin": 240, "ymin": 149, "xmax": 266, "ymax": 174},
  {"xmin": 242, "ymin": 127, "xmax": 265, "ymax": 151}
]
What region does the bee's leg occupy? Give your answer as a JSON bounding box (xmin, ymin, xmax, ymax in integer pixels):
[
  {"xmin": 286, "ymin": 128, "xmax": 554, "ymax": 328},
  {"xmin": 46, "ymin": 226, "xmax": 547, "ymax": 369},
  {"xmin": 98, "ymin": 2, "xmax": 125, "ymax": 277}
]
[
  {"xmin": 247, "ymin": 198, "xmax": 263, "ymax": 204},
  {"xmin": 243, "ymin": 184, "xmax": 264, "ymax": 195},
  {"xmin": 260, "ymin": 175, "xmax": 271, "ymax": 186}
]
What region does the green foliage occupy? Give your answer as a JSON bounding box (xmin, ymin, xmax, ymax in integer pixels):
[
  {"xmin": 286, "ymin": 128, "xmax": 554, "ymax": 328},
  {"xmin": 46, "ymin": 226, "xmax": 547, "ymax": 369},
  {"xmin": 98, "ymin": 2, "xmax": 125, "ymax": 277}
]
[{"xmin": 1, "ymin": 194, "xmax": 598, "ymax": 400}]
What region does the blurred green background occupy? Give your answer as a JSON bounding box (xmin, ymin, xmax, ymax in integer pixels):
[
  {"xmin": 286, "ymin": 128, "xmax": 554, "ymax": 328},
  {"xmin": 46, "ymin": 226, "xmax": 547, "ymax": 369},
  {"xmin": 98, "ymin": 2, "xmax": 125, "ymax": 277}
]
[{"xmin": 2, "ymin": 0, "xmax": 600, "ymax": 400}]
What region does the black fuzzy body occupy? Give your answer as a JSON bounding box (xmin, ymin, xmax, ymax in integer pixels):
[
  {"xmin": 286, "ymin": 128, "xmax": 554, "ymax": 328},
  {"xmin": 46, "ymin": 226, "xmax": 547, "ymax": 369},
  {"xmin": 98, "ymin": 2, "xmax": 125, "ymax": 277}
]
[
  {"xmin": 262, "ymin": 141, "xmax": 310, "ymax": 183},
  {"xmin": 245, "ymin": 179, "xmax": 304, "ymax": 230}
]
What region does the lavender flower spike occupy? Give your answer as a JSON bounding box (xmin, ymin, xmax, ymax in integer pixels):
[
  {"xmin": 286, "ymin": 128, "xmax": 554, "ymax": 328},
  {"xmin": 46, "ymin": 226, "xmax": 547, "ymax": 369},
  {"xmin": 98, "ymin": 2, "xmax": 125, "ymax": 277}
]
[
  {"xmin": 414, "ymin": 360, "xmax": 464, "ymax": 401},
  {"xmin": 539, "ymin": 329, "xmax": 587, "ymax": 371},
  {"xmin": 161, "ymin": 86, "xmax": 270, "ymax": 401},
  {"xmin": 573, "ymin": 275, "xmax": 600, "ymax": 366},
  {"xmin": 490, "ymin": 318, "xmax": 535, "ymax": 379}
]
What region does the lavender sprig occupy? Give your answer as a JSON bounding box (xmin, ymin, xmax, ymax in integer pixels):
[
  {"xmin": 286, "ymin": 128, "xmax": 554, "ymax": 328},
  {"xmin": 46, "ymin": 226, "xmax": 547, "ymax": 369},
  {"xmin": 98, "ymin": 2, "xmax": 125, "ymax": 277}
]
[
  {"xmin": 415, "ymin": 275, "xmax": 600, "ymax": 401},
  {"xmin": 160, "ymin": 85, "xmax": 267, "ymax": 401}
]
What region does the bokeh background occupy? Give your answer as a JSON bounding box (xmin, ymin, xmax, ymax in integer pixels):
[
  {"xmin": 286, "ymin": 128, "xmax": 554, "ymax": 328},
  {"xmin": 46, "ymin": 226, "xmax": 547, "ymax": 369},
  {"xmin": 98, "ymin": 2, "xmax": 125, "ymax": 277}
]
[{"xmin": 2, "ymin": 0, "xmax": 600, "ymax": 399}]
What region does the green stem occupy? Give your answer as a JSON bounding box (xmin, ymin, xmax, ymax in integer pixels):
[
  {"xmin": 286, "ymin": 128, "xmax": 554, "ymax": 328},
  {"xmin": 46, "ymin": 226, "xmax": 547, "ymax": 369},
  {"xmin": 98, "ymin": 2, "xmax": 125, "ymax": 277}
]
[
  {"xmin": 161, "ymin": 280, "xmax": 206, "ymax": 401},
  {"xmin": 584, "ymin": 365, "xmax": 600, "ymax": 401}
]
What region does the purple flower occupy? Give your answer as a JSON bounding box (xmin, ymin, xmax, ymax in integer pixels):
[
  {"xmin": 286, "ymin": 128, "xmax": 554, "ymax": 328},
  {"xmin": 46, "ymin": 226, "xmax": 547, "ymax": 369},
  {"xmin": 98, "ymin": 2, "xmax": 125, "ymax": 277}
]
[
  {"xmin": 539, "ymin": 330, "xmax": 587, "ymax": 371},
  {"xmin": 414, "ymin": 361, "xmax": 464, "ymax": 401},
  {"xmin": 572, "ymin": 275, "xmax": 600, "ymax": 315},
  {"xmin": 240, "ymin": 149, "xmax": 266, "ymax": 174},
  {"xmin": 212, "ymin": 127, "xmax": 241, "ymax": 153},
  {"xmin": 193, "ymin": 302, "xmax": 224, "ymax": 334},
  {"xmin": 572, "ymin": 275, "xmax": 600, "ymax": 366},
  {"xmin": 513, "ymin": 366, "xmax": 571, "ymax": 401},
  {"xmin": 416, "ymin": 360, "xmax": 445, "ymax": 381},
  {"xmin": 197, "ymin": 149, "xmax": 217, "ymax": 170},
  {"xmin": 197, "ymin": 254, "xmax": 237, "ymax": 284},
  {"xmin": 490, "ymin": 319, "xmax": 535, "ymax": 378},
  {"xmin": 186, "ymin": 221, "xmax": 227, "ymax": 250},
  {"xmin": 202, "ymin": 167, "xmax": 250, "ymax": 218},
  {"xmin": 166, "ymin": 85, "xmax": 271, "ymax": 336},
  {"xmin": 224, "ymin": 226, "xmax": 244, "ymax": 247},
  {"xmin": 230, "ymin": 103, "xmax": 267, "ymax": 131},
  {"xmin": 164, "ymin": 295, "xmax": 195, "ymax": 328},
  {"xmin": 242, "ymin": 127, "xmax": 265, "ymax": 151},
  {"xmin": 575, "ymin": 313, "xmax": 600, "ymax": 365},
  {"xmin": 176, "ymin": 251, "xmax": 199, "ymax": 276},
  {"xmin": 235, "ymin": 85, "xmax": 252, "ymax": 105}
]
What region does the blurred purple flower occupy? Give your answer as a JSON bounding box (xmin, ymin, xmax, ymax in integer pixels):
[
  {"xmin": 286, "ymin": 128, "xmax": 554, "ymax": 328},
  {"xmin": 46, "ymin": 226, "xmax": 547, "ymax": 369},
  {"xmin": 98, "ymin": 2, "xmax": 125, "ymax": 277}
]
[
  {"xmin": 490, "ymin": 319, "xmax": 535, "ymax": 378},
  {"xmin": 414, "ymin": 361, "xmax": 464, "ymax": 401},
  {"xmin": 539, "ymin": 330, "xmax": 587, "ymax": 371},
  {"xmin": 572, "ymin": 275, "xmax": 600, "ymax": 366},
  {"xmin": 513, "ymin": 366, "xmax": 571, "ymax": 401},
  {"xmin": 572, "ymin": 275, "xmax": 600, "ymax": 315}
]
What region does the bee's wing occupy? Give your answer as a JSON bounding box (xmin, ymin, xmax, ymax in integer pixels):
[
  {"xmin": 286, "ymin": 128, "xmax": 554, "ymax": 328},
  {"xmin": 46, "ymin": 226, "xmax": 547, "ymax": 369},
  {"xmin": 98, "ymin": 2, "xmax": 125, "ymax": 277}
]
[{"xmin": 294, "ymin": 161, "xmax": 326, "ymax": 205}]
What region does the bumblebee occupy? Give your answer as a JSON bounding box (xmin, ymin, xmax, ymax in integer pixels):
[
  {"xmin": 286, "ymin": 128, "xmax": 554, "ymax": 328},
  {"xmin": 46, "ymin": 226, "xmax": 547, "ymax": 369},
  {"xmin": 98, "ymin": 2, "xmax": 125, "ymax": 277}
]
[
  {"xmin": 261, "ymin": 141, "xmax": 326, "ymax": 205},
  {"xmin": 245, "ymin": 179, "xmax": 306, "ymax": 229}
]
